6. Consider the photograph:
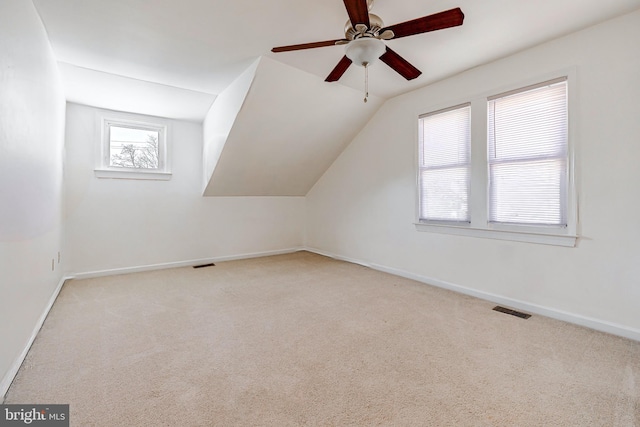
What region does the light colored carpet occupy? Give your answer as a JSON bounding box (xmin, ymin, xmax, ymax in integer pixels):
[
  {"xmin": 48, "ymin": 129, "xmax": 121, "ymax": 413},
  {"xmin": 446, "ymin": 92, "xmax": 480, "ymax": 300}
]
[{"xmin": 5, "ymin": 251, "xmax": 640, "ymax": 426}]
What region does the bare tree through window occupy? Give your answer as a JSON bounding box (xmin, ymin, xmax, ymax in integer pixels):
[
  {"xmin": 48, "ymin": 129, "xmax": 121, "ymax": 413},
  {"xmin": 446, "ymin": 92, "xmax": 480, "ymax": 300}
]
[{"xmin": 109, "ymin": 126, "xmax": 159, "ymax": 169}]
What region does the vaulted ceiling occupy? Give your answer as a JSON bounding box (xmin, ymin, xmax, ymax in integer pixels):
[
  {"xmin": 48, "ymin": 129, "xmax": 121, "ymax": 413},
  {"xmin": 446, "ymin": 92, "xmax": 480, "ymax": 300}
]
[{"xmin": 33, "ymin": 0, "xmax": 640, "ymax": 194}]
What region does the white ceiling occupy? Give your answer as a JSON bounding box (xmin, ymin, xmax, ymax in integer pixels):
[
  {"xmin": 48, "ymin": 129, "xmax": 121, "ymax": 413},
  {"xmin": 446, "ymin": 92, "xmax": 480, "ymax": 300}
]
[
  {"xmin": 33, "ymin": 0, "xmax": 640, "ymax": 117},
  {"xmin": 58, "ymin": 62, "xmax": 216, "ymax": 122}
]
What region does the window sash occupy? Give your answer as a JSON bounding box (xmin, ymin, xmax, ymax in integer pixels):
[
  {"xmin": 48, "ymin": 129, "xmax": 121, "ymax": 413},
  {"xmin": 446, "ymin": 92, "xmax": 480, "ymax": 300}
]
[
  {"xmin": 419, "ymin": 167, "xmax": 470, "ymax": 222},
  {"xmin": 487, "ymin": 79, "xmax": 568, "ymax": 226},
  {"xmin": 418, "ymin": 104, "xmax": 471, "ymax": 222},
  {"xmin": 489, "ymin": 158, "xmax": 567, "ymax": 225}
]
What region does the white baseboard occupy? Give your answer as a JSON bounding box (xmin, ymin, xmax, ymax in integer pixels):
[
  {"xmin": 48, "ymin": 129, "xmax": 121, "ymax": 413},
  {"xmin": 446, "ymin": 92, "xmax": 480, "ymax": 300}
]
[
  {"xmin": 303, "ymin": 247, "xmax": 372, "ymax": 268},
  {"xmin": 72, "ymin": 247, "xmax": 305, "ymax": 280},
  {"xmin": 1, "ymin": 275, "xmax": 69, "ymax": 402},
  {"xmin": 305, "ymin": 247, "xmax": 640, "ymax": 342}
]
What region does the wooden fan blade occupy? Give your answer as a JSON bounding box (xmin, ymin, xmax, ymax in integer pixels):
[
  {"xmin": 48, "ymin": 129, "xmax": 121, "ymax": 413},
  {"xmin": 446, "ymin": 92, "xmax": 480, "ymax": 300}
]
[
  {"xmin": 381, "ymin": 8, "xmax": 464, "ymax": 39},
  {"xmin": 325, "ymin": 56, "xmax": 353, "ymax": 82},
  {"xmin": 272, "ymin": 39, "xmax": 345, "ymax": 53},
  {"xmin": 379, "ymin": 47, "xmax": 422, "ymax": 80},
  {"xmin": 343, "ymin": 0, "xmax": 370, "ymax": 27}
]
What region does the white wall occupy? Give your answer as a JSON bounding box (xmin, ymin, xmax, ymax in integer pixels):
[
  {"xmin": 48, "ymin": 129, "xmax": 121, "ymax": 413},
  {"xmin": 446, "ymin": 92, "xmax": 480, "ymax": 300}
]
[
  {"xmin": 65, "ymin": 103, "xmax": 304, "ymax": 275},
  {"xmin": 0, "ymin": 0, "xmax": 66, "ymax": 397},
  {"xmin": 306, "ymin": 10, "xmax": 640, "ymax": 335}
]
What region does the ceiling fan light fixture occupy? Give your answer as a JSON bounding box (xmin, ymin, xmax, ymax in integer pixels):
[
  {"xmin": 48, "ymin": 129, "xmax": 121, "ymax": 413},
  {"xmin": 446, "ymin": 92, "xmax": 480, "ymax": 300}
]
[
  {"xmin": 345, "ymin": 37, "xmax": 385, "ymax": 67},
  {"xmin": 272, "ymin": 3, "xmax": 465, "ymax": 86}
]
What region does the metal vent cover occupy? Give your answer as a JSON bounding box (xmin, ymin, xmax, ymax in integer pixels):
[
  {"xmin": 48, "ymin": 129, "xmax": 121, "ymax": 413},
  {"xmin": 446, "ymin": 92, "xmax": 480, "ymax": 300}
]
[
  {"xmin": 492, "ymin": 306, "xmax": 531, "ymax": 319},
  {"xmin": 193, "ymin": 263, "xmax": 215, "ymax": 269}
]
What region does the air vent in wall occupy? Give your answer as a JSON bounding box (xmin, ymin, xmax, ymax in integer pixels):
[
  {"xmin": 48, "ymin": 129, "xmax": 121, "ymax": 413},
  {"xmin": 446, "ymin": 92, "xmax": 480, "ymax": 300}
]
[{"xmin": 492, "ymin": 306, "xmax": 531, "ymax": 319}]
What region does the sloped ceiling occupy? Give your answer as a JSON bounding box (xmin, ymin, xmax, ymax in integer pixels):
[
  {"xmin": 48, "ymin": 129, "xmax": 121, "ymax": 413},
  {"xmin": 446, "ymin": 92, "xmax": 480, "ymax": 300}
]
[
  {"xmin": 32, "ymin": 0, "xmax": 640, "ymax": 102},
  {"xmin": 203, "ymin": 57, "xmax": 383, "ymax": 196},
  {"xmin": 32, "ymin": 0, "xmax": 640, "ymax": 195},
  {"xmin": 57, "ymin": 62, "xmax": 216, "ymax": 122}
]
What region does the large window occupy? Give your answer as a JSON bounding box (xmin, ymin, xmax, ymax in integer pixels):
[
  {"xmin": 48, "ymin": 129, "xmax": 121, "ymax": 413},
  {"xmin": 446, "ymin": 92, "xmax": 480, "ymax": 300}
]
[
  {"xmin": 488, "ymin": 78, "xmax": 568, "ymax": 226},
  {"xmin": 416, "ymin": 74, "xmax": 576, "ymax": 247},
  {"xmin": 418, "ymin": 104, "xmax": 471, "ymax": 222}
]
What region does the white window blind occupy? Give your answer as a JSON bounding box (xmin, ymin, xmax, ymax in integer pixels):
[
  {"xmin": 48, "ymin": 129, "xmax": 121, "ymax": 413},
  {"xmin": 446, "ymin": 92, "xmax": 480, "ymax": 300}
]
[
  {"xmin": 418, "ymin": 104, "xmax": 471, "ymax": 222},
  {"xmin": 488, "ymin": 78, "xmax": 568, "ymax": 226}
]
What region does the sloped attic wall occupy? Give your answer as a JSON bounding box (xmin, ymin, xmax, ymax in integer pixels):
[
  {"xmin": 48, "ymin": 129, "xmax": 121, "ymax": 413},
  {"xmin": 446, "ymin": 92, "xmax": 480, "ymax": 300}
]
[
  {"xmin": 202, "ymin": 56, "xmax": 384, "ymax": 197},
  {"xmin": 202, "ymin": 59, "xmax": 260, "ymax": 193}
]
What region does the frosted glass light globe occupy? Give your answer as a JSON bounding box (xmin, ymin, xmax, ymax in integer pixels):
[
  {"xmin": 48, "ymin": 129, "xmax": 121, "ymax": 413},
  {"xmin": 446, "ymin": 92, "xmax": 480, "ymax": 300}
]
[{"xmin": 346, "ymin": 38, "xmax": 385, "ymax": 67}]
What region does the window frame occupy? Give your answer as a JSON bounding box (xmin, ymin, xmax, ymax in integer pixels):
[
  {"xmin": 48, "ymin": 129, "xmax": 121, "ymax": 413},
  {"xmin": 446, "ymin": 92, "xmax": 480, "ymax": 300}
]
[
  {"xmin": 417, "ymin": 103, "xmax": 472, "ymax": 224},
  {"xmin": 95, "ymin": 112, "xmax": 172, "ymax": 180},
  {"xmin": 487, "ymin": 77, "xmax": 569, "ymax": 227},
  {"xmin": 414, "ymin": 69, "xmax": 578, "ymax": 247}
]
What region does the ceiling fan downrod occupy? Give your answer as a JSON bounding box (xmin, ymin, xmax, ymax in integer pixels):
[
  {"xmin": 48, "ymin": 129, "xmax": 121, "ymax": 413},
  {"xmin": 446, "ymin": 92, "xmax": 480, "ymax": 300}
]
[{"xmin": 363, "ymin": 62, "xmax": 369, "ymax": 103}]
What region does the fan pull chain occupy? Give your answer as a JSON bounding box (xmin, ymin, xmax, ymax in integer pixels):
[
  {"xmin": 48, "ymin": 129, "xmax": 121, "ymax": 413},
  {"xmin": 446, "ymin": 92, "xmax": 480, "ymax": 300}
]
[{"xmin": 363, "ymin": 62, "xmax": 369, "ymax": 103}]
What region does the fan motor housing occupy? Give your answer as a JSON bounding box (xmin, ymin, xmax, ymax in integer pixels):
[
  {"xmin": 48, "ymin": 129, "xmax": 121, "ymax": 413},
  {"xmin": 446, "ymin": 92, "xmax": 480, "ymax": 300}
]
[{"xmin": 344, "ymin": 13, "xmax": 384, "ymax": 39}]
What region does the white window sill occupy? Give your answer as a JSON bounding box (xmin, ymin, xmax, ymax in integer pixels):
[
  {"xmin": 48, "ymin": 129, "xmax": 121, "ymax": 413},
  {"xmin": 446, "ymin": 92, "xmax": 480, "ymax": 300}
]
[
  {"xmin": 414, "ymin": 222, "xmax": 577, "ymax": 247},
  {"xmin": 94, "ymin": 169, "xmax": 172, "ymax": 181}
]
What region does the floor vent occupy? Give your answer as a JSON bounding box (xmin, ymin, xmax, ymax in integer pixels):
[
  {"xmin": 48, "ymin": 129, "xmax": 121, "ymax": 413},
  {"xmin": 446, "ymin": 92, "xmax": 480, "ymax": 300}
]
[
  {"xmin": 492, "ymin": 306, "xmax": 531, "ymax": 319},
  {"xmin": 193, "ymin": 263, "xmax": 215, "ymax": 269}
]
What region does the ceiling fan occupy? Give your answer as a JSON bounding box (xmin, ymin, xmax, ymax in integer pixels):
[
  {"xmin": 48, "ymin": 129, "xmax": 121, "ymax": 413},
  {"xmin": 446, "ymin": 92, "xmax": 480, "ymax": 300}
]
[{"xmin": 271, "ymin": 0, "xmax": 464, "ymax": 88}]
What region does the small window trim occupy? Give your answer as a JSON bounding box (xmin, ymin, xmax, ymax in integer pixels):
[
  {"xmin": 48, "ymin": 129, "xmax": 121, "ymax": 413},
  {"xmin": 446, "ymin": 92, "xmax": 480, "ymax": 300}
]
[
  {"xmin": 414, "ymin": 68, "xmax": 578, "ymax": 247},
  {"xmin": 95, "ymin": 112, "xmax": 172, "ymax": 180}
]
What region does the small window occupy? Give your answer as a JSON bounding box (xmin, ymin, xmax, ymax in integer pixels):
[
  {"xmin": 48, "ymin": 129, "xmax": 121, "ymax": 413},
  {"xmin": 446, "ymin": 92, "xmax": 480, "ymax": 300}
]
[
  {"xmin": 97, "ymin": 116, "xmax": 170, "ymax": 180},
  {"xmin": 488, "ymin": 78, "xmax": 568, "ymax": 226},
  {"xmin": 418, "ymin": 104, "xmax": 471, "ymax": 222}
]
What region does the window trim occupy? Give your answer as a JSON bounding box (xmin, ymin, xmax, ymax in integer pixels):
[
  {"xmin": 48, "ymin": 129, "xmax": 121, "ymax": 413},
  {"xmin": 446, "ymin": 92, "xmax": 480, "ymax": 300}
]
[
  {"xmin": 95, "ymin": 112, "xmax": 172, "ymax": 180},
  {"xmin": 414, "ymin": 68, "xmax": 578, "ymax": 247}
]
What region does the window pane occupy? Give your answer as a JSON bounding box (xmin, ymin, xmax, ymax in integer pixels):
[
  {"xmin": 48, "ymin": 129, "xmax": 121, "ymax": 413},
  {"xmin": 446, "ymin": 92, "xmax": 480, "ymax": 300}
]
[
  {"xmin": 488, "ymin": 79, "xmax": 568, "ymax": 226},
  {"xmin": 420, "ymin": 106, "xmax": 471, "ymax": 168},
  {"xmin": 109, "ymin": 126, "xmax": 159, "ymax": 169},
  {"xmin": 420, "ymin": 167, "xmax": 469, "ymax": 222},
  {"xmin": 490, "ymin": 159, "xmax": 566, "ymax": 225},
  {"xmin": 488, "ymin": 81, "xmax": 567, "ymax": 161}
]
